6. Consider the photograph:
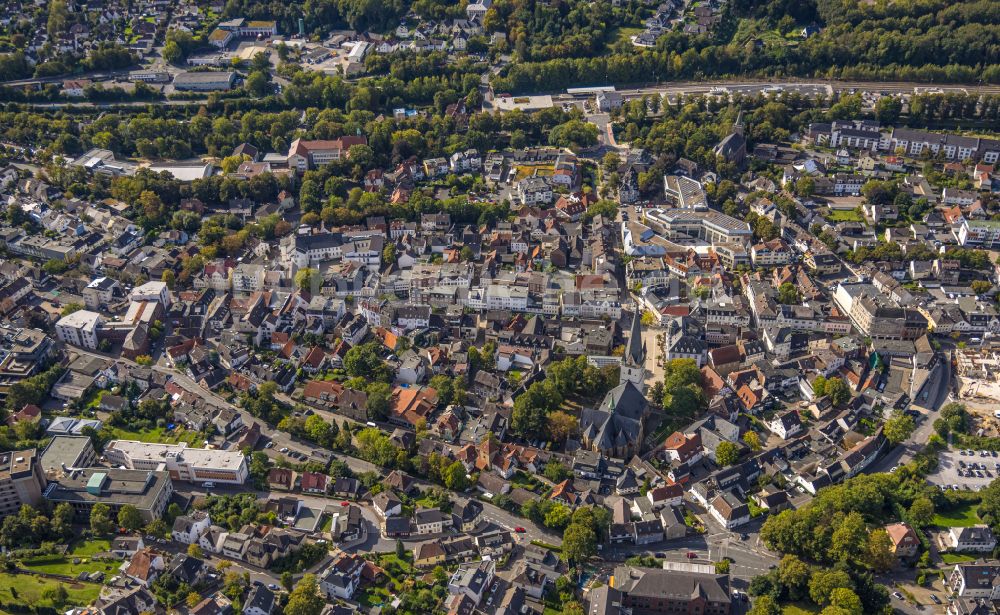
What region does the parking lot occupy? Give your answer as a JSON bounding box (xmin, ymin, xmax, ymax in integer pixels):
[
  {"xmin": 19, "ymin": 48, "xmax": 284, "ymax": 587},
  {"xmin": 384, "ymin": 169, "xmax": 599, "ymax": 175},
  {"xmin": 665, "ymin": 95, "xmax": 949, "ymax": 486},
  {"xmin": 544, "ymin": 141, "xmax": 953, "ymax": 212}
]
[{"xmin": 927, "ymin": 449, "xmax": 1000, "ymax": 492}]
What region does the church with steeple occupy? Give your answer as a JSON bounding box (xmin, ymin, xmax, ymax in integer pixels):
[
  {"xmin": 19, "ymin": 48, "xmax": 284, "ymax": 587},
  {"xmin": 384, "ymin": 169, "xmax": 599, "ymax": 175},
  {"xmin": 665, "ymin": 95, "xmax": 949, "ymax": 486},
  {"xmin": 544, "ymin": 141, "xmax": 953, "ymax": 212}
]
[
  {"xmin": 579, "ymin": 310, "xmax": 652, "ymax": 459},
  {"xmin": 620, "ymin": 309, "xmax": 647, "ymax": 393}
]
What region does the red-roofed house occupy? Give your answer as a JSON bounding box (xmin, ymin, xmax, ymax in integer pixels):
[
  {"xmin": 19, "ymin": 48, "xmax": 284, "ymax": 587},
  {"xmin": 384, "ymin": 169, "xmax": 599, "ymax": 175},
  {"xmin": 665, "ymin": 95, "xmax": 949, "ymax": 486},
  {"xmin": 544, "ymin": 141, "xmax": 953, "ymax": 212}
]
[
  {"xmin": 300, "ymin": 471, "xmax": 329, "ymax": 494},
  {"xmin": 389, "ymin": 386, "xmax": 438, "ymax": 429},
  {"xmin": 7, "ymin": 404, "xmax": 41, "ymax": 427},
  {"xmin": 885, "ymin": 522, "xmax": 919, "ymax": 558},
  {"xmin": 662, "ymin": 431, "xmax": 702, "ymax": 464}
]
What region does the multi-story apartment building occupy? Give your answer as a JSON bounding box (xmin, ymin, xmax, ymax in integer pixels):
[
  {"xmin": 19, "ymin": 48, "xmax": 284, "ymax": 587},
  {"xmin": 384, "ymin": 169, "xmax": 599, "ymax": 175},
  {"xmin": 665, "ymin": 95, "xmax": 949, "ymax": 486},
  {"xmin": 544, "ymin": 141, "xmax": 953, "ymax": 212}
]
[
  {"xmin": 958, "ymin": 219, "xmax": 1000, "ymax": 248},
  {"xmin": 55, "ymin": 309, "xmax": 103, "ymax": 350},
  {"xmin": 0, "ymin": 449, "xmax": 47, "ymax": 517}
]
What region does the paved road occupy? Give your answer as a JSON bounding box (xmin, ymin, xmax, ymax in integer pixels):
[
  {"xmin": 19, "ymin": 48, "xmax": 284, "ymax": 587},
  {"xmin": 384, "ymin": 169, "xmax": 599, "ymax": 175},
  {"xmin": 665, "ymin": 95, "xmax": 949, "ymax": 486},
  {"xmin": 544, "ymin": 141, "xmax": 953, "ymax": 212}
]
[
  {"xmin": 65, "ymin": 346, "xmax": 563, "ymax": 549},
  {"xmin": 868, "ymin": 358, "xmax": 953, "ymax": 474}
]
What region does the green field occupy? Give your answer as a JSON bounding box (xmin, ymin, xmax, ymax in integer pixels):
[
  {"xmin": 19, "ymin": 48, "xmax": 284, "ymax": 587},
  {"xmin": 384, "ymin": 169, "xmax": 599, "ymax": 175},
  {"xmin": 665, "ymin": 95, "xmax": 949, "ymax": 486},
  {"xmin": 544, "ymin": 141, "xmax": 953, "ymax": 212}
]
[
  {"xmin": 612, "ymin": 26, "xmax": 643, "ymax": 44},
  {"xmin": 782, "ymin": 603, "xmax": 820, "ymax": 615},
  {"xmin": 108, "ymin": 425, "xmax": 202, "ymax": 446},
  {"xmin": 941, "ymin": 552, "xmax": 978, "ymax": 564},
  {"xmin": 932, "ymin": 504, "xmax": 980, "ymax": 528},
  {"xmin": 0, "ymin": 572, "xmax": 101, "ymax": 611},
  {"xmin": 20, "ymin": 539, "xmax": 114, "ymax": 577},
  {"xmin": 825, "ymin": 209, "xmax": 865, "ymax": 223}
]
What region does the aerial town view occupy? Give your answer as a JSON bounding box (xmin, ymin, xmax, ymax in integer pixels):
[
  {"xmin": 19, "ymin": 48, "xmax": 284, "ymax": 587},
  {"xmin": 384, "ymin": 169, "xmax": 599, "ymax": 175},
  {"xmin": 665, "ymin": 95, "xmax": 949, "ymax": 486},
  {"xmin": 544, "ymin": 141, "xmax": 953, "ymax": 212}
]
[{"xmin": 0, "ymin": 0, "xmax": 1000, "ymax": 614}]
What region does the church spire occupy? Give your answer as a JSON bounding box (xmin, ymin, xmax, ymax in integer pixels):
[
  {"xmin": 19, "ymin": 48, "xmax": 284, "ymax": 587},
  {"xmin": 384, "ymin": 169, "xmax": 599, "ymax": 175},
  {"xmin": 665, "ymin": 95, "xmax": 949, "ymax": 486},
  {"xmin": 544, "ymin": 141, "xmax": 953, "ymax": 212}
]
[{"xmin": 624, "ymin": 309, "xmax": 645, "ymax": 367}]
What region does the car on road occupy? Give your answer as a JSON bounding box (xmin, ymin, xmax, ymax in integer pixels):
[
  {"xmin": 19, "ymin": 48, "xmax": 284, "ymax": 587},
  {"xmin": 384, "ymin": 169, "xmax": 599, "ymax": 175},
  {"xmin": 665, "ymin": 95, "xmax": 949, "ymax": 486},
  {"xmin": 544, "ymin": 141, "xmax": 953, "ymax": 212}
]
[
  {"xmin": 268, "ymin": 584, "xmax": 279, "ymax": 591},
  {"xmin": 892, "ymin": 592, "xmax": 903, "ymax": 600},
  {"xmin": 686, "ymin": 552, "xmax": 697, "ymax": 559},
  {"xmin": 265, "ymin": 441, "xmax": 274, "ymax": 449},
  {"xmin": 514, "ymin": 527, "xmax": 526, "ymax": 533},
  {"xmin": 739, "ymin": 533, "xmax": 749, "ymax": 541},
  {"xmin": 341, "ymin": 501, "xmax": 350, "ymax": 506},
  {"xmin": 930, "ymin": 595, "xmax": 941, "ymax": 604}
]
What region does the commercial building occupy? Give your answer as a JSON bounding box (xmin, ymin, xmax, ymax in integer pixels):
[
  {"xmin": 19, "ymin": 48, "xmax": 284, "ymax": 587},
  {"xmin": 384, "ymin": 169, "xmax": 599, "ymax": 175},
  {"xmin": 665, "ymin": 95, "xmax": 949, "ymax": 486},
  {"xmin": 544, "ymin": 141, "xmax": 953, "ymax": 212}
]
[
  {"xmin": 663, "ymin": 175, "xmax": 708, "ymax": 210},
  {"xmin": 607, "ymin": 566, "xmax": 731, "ymax": 615},
  {"xmin": 0, "ymin": 449, "xmax": 47, "ymax": 517},
  {"xmin": 173, "ymin": 71, "xmax": 237, "ymax": 91},
  {"xmin": 645, "ymin": 208, "xmax": 752, "ymax": 246},
  {"xmin": 55, "ymin": 309, "xmax": 103, "ymax": 350},
  {"xmin": 39, "ymin": 436, "xmax": 97, "ymax": 477},
  {"xmin": 104, "ymin": 441, "xmax": 249, "ymax": 485},
  {"xmin": 43, "ymin": 467, "xmax": 172, "ymax": 524}
]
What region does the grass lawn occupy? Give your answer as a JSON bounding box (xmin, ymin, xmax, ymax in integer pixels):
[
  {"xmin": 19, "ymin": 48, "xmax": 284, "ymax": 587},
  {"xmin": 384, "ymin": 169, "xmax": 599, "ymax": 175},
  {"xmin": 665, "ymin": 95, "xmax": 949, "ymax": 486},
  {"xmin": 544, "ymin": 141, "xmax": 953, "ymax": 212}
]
[
  {"xmin": 941, "ymin": 552, "xmax": 978, "ymax": 564},
  {"xmin": 108, "ymin": 425, "xmax": 202, "ymax": 446},
  {"xmin": 782, "ymin": 603, "xmax": 820, "ymax": 615},
  {"xmin": 932, "ymin": 504, "xmax": 980, "ymax": 528},
  {"xmin": 359, "ymin": 586, "xmax": 392, "ymax": 608},
  {"xmin": 20, "ymin": 539, "xmax": 116, "ymax": 577},
  {"xmin": 0, "ymin": 572, "xmax": 101, "ymax": 609},
  {"xmin": 825, "ymin": 209, "xmax": 865, "ymax": 223},
  {"xmin": 612, "ymin": 26, "xmax": 643, "ymax": 43}
]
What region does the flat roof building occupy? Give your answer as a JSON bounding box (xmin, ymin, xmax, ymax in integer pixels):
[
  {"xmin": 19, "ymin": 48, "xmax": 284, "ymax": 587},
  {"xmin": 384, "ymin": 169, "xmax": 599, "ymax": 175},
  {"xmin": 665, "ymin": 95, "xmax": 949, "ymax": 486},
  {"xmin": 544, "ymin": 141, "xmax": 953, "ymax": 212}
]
[
  {"xmin": 173, "ymin": 71, "xmax": 237, "ymax": 91},
  {"xmin": 43, "ymin": 467, "xmax": 172, "ymax": 523},
  {"xmin": 40, "ymin": 436, "xmax": 97, "ymax": 477},
  {"xmin": 0, "ymin": 449, "xmax": 47, "ymax": 518},
  {"xmin": 104, "ymin": 440, "xmax": 249, "ymax": 485},
  {"xmin": 55, "ymin": 309, "xmax": 103, "ymax": 350}
]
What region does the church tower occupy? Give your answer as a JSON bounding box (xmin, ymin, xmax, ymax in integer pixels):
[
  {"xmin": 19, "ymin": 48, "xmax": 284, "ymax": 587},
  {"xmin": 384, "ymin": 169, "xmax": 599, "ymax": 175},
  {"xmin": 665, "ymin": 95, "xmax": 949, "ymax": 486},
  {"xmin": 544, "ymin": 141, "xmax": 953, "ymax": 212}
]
[{"xmin": 620, "ymin": 310, "xmax": 647, "ymax": 392}]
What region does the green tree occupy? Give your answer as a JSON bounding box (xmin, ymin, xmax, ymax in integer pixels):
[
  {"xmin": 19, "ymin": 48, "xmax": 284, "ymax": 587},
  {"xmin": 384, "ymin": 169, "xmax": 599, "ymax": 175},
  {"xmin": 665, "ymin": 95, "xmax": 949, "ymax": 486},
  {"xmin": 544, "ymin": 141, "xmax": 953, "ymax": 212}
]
[
  {"xmin": 714, "ymin": 559, "xmax": 730, "ymax": 574},
  {"xmin": 284, "ymin": 574, "xmax": 324, "ymax": 615},
  {"xmin": 866, "ymin": 528, "xmax": 896, "ymax": 573},
  {"xmin": 561, "ymin": 522, "xmax": 596, "ymax": 565},
  {"xmin": 874, "ymin": 96, "xmax": 902, "ymax": 124},
  {"xmin": 777, "ymin": 282, "xmax": 800, "ymax": 305},
  {"xmin": 117, "ymin": 504, "xmax": 143, "ymax": 531},
  {"xmin": 544, "ymin": 460, "xmax": 572, "ymax": 483},
  {"xmin": 777, "ymin": 555, "xmax": 811, "ymax": 601},
  {"xmin": 971, "ymin": 280, "xmax": 993, "ymax": 295},
  {"xmin": 908, "ymin": 496, "xmax": 935, "ymax": 528},
  {"xmin": 748, "ymin": 595, "xmax": 781, "ymax": 615},
  {"xmin": 365, "ymin": 381, "xmax": 392, "ymax": 421},
  {"xmin": 830, "ymin": 511, "xmax": 868, "ymax": 564},
  {"xmin": 808, "ymin": 569, "xmax": 854, "ymax": 605},
  {"xmin": 743, "ymin": 431, "xmax": 762, "ymax": 452},
  {"xmin": 716, "ymin": 441, "xmax": 739, "ymax": 466},
  {"xmin": 829, "ymin": 587, "xmax": 863, "ymax": 615},
  {"xmin": 281, "ymin": 571, "xmax": 294, "ymax": 591},
  {"xmin": 90, "ymin": 503, "xmax": 115, "ymax": 535},
  {"xmin": 294, "ymin": 268, "xmax": 320, "ymax": 291},
  {"xmin": 186, "ymin": 591, "xmax": 202, "ymax": 608},
  {"xmin": 883, "ymin": 412, "xmax": 915, "ymax": 444},
  {"xmin": 163, "ymin": 40, "xmax": 183, "ymax": 64},
  {"xmin": 344, "ymin": 342, "xmax": 392, "ymax": 382},
  {"xmin": 826, "ymin": 377, "xmax": 850, "ymax": 407},
  {"xmin": 187, "ymin": 543, "xmax": 203, "ymax": 558},
  {"xmin": 396, "ymin": 539, "xmax": 406, "ymax": 558}
]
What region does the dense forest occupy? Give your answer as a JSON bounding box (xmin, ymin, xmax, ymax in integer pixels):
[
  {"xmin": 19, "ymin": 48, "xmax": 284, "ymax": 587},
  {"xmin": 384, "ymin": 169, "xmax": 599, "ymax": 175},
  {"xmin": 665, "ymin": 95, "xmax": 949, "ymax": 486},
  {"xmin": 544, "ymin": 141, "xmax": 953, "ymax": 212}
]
[{"xmin": 492, "ymin": 0, "xmax": 1000, "ymax": 91}]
